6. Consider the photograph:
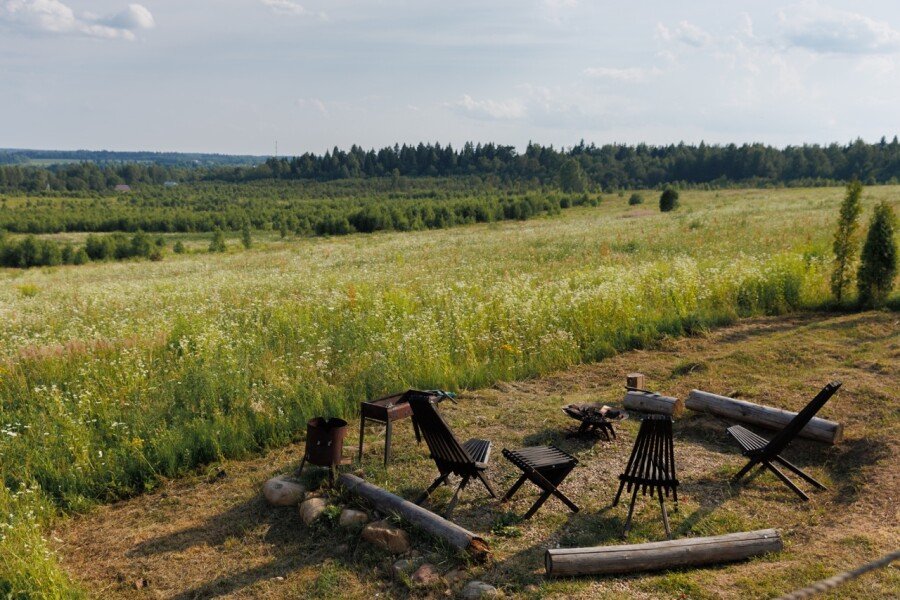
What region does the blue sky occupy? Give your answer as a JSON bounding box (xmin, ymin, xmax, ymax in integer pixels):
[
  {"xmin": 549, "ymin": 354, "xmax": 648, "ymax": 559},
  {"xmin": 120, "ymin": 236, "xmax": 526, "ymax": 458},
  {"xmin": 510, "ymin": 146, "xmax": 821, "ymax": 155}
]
[{"xmin": 1, "ymin": 0, "xmax": 899, "ymax": 154}]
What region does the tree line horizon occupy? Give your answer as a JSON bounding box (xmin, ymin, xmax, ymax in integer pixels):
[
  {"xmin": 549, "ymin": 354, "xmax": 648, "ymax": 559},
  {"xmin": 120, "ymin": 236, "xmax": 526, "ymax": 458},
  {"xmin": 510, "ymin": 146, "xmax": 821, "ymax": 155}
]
[{"xmin": 4, "ymin": 138, "xmax": 900, "ymax": 193}]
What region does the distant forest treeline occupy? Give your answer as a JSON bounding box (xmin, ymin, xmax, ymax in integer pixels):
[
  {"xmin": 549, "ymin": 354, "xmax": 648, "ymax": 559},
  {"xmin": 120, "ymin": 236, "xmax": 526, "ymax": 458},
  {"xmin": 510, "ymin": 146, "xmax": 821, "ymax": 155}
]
[
  {"xmin": 3, "ymin": 138, "xmax": 900, "ymax": 193},
  {"xmin": 0, "ymin": 148, "xmax": 263, "ymax": 167}
]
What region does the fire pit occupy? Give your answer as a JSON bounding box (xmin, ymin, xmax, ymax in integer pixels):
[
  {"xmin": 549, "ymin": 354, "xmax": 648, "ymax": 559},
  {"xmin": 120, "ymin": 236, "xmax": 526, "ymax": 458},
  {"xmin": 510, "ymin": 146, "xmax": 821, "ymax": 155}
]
[
  {"xmin": 298, "ymin": 417, "xmax": 349, "ymax": 484},
  {"xmin": 562, "ymin": 404, "xmax": 627, "ymax": 440}
]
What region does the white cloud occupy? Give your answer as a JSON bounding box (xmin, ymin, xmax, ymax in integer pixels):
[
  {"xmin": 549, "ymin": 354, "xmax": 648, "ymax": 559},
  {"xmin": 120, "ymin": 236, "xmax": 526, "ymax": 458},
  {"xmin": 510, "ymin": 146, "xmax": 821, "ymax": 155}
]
[
  {"xmin": 451, "ymin": 94, "xmax": 527, "ymax": 120},
  {"xmin": 296, "ymin": 97, "xmax": 328, "ymax": 115},
  {"xmin": 260, "ymin": 0, "xmax": 318, "ymax": 17},
  {"xmin": 103, "ymin": 4, "xmax": 154, "ymax": 30},
  {"xmin": 0, "ymin": 1, "xmax": 154, "ymax": 40},
  {"xmin": 778, "ymin": 2, "xmax": 900, "ymax": 54},
  {"xmin": 656, "ymin": 20, "xmax": 712, "ymax": 48},
  {"xmin": 583, "ymin": 66, "xmax": 661, "ymax": 82},
  {"xmin": 540, "ymin": 0, "xmax": 578, "ymax": 25}
]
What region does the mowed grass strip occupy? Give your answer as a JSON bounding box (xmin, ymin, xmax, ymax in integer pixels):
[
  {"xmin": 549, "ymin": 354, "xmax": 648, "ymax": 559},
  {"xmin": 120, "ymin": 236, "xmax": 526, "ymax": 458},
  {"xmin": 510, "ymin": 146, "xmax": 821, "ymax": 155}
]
[{"xmin": 53, "ymin": 312, "xmax": 899, "ymax": 599}]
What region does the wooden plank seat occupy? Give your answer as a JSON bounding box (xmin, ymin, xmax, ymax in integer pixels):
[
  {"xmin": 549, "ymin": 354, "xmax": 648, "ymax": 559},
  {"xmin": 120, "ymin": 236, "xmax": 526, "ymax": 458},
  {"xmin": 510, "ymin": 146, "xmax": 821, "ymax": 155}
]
[
  {"xmin": 407, "ymin": 393, "xmax": 496, "ymax": 517},
  {"xmin": 501, "ymin": 445, "xmax": 580, "ymax": 519},
  {"xmin": 726, "ymin": 381, "xmax": 841, "ymax": 501},
  {"xmin": 612, "ymin": 414, "xmax": 679, "ymax": 538}
]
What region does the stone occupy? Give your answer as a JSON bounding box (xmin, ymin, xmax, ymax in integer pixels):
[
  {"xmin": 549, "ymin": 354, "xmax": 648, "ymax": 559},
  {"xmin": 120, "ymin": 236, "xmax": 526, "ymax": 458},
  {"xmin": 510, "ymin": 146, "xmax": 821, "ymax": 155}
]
[
  {"xmin": 338, "ymin": 508, "xmax": 369, "ymax": 528},
  {"xmin": 444, "ymin": 568, "xmax": 467, "ymax": 585},
  {"xmin": 391, "ymin": 557, "xmax": 424, "ymax": 578},
  {"xmin": 298, "ymin": 497, "xmax": 327, "ymax": 525},
  {"xmin": 411, "ymin": 563, "xmax": 441, "ymax": 586},
  {"xmin": 361, "ymin": 520, "xmax": 411, "ymax": 554},
  {"xmin": 263, "ymin": 475, "xmax": 306, "ymax": 507},
  {"xmin": 460, "ymin": 581, "xmax": 499, "ymax": 599}
]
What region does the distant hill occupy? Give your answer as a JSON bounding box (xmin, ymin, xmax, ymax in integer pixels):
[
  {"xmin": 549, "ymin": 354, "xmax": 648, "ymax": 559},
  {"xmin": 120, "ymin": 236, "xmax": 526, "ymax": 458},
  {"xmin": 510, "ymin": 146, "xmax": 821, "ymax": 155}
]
[{"xmin": 0, "ymin": 148, "xmax": 267, "ymax": 167}]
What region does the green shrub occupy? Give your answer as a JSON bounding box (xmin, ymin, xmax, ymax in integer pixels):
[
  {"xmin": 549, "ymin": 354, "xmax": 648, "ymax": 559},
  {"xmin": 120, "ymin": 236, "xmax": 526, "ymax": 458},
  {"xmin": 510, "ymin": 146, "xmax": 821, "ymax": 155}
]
[
  {"xmin": 629, "ymin": 193, "xmax": 644, "ymax": 206},
  {"xmin": 659, "ymin": 187, "xmax": 679, "ymax": 212},
  {"xmin": 857, "ymin": 200, "xmax": 897, "ymax": 308},
  {"xmin": 209, "ymin": 229, "xmax": 227, "ymax": 253}
]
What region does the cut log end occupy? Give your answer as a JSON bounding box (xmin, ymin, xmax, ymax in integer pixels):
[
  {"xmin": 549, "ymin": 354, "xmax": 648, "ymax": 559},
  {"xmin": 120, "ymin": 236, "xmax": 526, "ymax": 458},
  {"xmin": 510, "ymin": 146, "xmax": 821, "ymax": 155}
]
[
  {"xmin": 468, "ymin": 538, "xmax": 491, "ymax": 561},
  {"xmin": 623, "ymin": 390, "xmax": 683, "ymax": 417}
]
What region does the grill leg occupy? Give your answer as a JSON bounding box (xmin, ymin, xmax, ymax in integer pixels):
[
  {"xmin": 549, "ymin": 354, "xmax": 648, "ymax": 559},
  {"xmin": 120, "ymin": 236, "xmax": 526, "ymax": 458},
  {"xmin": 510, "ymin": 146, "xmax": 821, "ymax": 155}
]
[
  {"xmin": 502, "ymin": 474, "xmax": 528, "ymax": 502},
  {"xmin": 384, "ymin": 420, "xmax": 392, "ymax": 467},
  {"xmin": 416, "ymin": 472, "xmax": 451, "ymax": 505},
  {"xmin": 658, "ymin": 489, "xmax": 671, "ymax": 539},
  {"xmin": 357, "ymin": 417, "xmax": 366, "ymax": 463},
  {"xmin": 623, "ymin": 486, "xmax": 639, "ymax": 537},
  {"xmin": 295, "ymin": 453, "xmax": 307, "ymax": 477}
]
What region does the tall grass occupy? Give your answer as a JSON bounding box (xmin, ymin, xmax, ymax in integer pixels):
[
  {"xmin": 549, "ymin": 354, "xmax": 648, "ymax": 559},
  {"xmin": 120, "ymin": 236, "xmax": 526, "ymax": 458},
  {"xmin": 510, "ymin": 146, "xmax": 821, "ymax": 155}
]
[{"xmin": 0, "ymin": 186, "xmax": 895, "ymax": 595}]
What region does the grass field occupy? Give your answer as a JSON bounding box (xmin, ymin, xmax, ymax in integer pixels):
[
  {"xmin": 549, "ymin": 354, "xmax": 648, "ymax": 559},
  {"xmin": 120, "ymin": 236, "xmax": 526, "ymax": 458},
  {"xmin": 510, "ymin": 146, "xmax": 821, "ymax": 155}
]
[
  {"xmin": 55, "ymin": 311, "xmax": 899, "ymax": 599},
  {"xmin": 1, "ymin": 186, "xmax": 898, "ymax": 597}
]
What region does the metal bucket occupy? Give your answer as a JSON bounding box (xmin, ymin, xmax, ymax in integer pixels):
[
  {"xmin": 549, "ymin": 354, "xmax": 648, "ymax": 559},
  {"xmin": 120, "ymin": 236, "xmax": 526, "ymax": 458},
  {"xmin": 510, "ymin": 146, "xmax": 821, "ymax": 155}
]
[{"xmin": 304, "ymin": 417, "xmax": 348, "ymax": 467}]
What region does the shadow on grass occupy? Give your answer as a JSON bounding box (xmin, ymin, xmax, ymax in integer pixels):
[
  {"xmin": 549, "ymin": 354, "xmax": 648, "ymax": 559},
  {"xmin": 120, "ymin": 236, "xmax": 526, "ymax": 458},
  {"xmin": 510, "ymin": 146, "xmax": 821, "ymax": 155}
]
[{"xmin": 822, "ymin": 436, "xmax": 892, "ymax": 505}]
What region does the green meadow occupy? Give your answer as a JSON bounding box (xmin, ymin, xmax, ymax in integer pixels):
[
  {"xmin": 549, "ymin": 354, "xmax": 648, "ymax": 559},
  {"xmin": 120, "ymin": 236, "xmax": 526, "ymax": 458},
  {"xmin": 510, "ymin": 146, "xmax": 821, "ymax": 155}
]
[{"xmin": 1, "ymin": 186, "xmax": 898, "ymax": 596}]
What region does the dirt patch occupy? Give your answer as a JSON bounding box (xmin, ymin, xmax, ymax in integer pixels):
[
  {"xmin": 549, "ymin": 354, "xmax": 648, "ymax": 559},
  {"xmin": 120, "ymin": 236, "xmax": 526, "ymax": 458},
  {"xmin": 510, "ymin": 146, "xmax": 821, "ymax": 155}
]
[
  {"xmin": 55, "ymin": 312, "xmax": 900, "ymax": 599},
  {"xmin": 620, "ymin": 209, "xmax": 656, "ymax": 219}
]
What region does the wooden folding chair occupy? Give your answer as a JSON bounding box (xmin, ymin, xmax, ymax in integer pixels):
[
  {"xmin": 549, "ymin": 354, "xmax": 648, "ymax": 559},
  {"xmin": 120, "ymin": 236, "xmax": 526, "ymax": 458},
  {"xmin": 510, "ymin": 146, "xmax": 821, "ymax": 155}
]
[
  {"xmin": 501, "ymin": 445, "xmax": 580, "ymax": 519},
  {"xmin": 727, "ymin": 381, "xmax": 841, "ymax": 501},
  {"xmin": 613, "ymin": 415, "xmax": 679, "ymax": 538},
  {"xmin": 407, "ymin": 392, "xmax": 496, "ymax": 517}
]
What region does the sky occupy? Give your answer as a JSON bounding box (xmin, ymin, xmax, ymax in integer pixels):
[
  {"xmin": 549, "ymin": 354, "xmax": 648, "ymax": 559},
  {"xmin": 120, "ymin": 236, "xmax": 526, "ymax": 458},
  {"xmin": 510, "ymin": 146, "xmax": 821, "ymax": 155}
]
[{"xmin": 1, "ymin": 0, "xmax": 900, "ymax": 155}]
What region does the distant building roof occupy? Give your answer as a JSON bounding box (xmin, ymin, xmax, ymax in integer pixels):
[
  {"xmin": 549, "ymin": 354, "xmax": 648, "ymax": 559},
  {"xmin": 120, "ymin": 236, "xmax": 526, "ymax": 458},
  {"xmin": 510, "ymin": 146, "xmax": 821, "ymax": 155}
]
[{"xmin": 114, "ymin": 184, "xmax": 132, "ymax": 192}]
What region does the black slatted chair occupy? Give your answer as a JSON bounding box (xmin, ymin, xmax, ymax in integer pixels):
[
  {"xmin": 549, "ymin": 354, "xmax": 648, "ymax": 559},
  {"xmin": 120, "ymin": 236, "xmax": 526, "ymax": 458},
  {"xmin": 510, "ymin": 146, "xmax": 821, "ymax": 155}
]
[
  {"xmin": 727, "ymin": 381, "xmax": 841, "ymax": 501},
  {"xmin": 613, "ymin": 415, "xmax": 678, "ymax": 538},
  {"xmin": 500, "ymin": 445, "xmax": 579, "ymax": 519},
  {"xmin": 407, "ymin": 392, "xmax": 496, "ymax": 516}
]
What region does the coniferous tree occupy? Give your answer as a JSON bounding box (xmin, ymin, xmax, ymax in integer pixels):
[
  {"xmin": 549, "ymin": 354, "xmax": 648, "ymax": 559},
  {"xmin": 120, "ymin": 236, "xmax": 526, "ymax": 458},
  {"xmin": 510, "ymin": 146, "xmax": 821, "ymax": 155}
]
[
  {"xmin": 857, "ymin": 201, "xmax": 897, "ymax": 308},
  {"xmin": 659, "ymin": 187, "xmax": 679, "ymax": 212},
  {"xmin": 830, "ymin": 179, "xmax": 863, "ymax": 301},
  {"xmin": 559, "ymin": 159, "xmax": 587, "ymax": 193},
  {"xmin": 209, "ymin": 229, "xmax": 227, "ymax": 253},
  {"xmin": 241, "ymin": 222, "xmax": 253, "ymax": 249}
]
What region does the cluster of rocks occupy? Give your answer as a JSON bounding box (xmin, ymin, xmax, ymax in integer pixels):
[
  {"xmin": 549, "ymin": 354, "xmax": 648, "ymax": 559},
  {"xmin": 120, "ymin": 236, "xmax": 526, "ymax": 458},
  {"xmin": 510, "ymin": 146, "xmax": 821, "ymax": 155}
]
[{"xmin": 263, "ymin": 474, "xmax": 499, "ymax": 597}]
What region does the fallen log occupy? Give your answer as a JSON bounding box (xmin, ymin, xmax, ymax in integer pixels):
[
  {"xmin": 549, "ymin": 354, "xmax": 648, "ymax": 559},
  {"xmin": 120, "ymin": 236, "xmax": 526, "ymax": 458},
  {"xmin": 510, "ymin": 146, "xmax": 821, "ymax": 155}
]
[
  {"xmin": 623, "ymin": 390, "xmax": 683, "ymax": 417},
  {"xmin": 337, "ymin": 473, "xmax": 490, "ymax": 561},
  {"xmin": 685, "ymin": 390, "xmax": 842, "ymax": 444},
  {"xmin": 545, "ymin": 529, "xmax": 782, "ymax": 577}
]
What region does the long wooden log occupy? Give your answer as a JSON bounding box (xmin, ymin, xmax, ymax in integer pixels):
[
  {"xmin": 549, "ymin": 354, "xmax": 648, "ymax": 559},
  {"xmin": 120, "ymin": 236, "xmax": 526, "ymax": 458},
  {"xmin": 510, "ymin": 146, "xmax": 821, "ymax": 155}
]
[
  {"xmin": 338, "ymin": 473, "xmax": 490, "ymax": 561},
  {"xmin": 623, "ymin": 391, "xmax": 684, "ymax": 417},
  {"xmin": 685, "ymin": 390, "xmax": 843, "ymax": 444},
  {"xmin": 545, "ymin": 529, "xmax": 782, "ymax": 577}
]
